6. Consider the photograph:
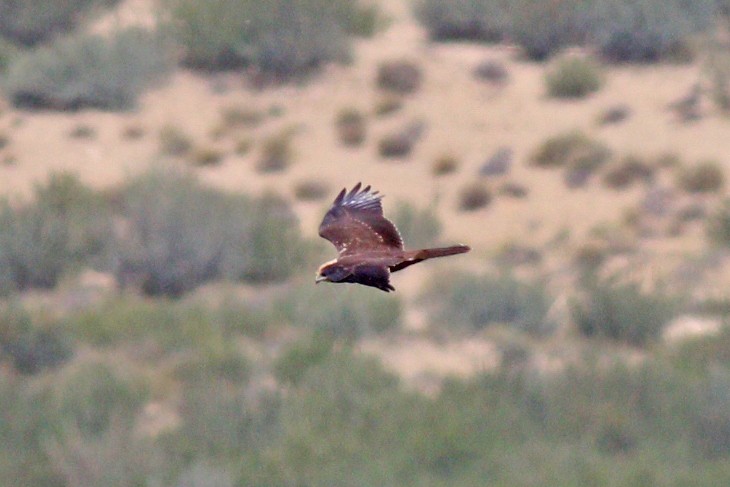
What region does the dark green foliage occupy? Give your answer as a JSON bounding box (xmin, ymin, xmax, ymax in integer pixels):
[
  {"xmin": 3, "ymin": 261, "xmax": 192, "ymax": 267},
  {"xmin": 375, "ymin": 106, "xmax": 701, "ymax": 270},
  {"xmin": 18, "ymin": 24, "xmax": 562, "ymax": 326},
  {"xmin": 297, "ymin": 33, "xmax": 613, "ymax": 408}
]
[
  {"xmin": 0, "ymin": 172, "xmax": 112, "ymax": 292},
  {"xmin": 4, "ymin": 28, "xmax": 172, "ymax": 110},
  {"xmin": 163, "ymin": 0, "xmax": 372, "ymax": 74},
  {"xmin": 571, "ymin": 276, "xmax": 681, "ymax": 346},
  {"xmin": 546, "ymin": 56, "xmax": 603, "ymax": 98},
  {"xmin": 274, "ymin": 333, "xmax": 334, "ymax": 386},
  {"xmin": 0, "ymin": 0, "xmax": 121, "ymax": 46},
  {"xmin": 422, "ymin": 271, "xmax": 554, "ymax": 335}
]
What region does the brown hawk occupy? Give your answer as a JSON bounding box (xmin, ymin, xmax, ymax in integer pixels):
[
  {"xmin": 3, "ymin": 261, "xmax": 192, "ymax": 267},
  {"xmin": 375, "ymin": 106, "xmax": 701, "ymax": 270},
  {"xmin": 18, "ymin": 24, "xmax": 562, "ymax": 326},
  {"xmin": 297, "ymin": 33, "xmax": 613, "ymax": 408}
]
[{"xmin": 316, "ymin": 183, "xmax": 470, "ymax": 292}]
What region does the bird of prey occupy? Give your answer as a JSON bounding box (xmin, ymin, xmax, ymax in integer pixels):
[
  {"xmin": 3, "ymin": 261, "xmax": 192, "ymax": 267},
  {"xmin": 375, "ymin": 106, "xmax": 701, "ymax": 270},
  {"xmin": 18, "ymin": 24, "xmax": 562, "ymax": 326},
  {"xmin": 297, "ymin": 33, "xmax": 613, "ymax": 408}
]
[{"xmin": 315, "ymin": 183, "xmax": 470, "ymax": 292}]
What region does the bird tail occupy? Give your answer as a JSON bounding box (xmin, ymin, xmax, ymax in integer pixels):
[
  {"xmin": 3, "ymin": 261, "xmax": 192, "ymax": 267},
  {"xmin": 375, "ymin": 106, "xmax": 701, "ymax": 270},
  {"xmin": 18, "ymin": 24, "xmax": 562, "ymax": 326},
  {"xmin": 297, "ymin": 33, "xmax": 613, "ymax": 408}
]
[{"xmin": 414, "ymin": 244, "xmax": 471, "ymax": 260}]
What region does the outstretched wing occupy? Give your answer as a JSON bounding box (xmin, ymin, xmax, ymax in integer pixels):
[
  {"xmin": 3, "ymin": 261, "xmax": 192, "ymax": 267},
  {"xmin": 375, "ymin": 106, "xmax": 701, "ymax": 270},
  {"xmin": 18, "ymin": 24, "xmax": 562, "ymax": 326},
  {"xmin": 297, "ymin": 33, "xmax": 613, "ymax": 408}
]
[{"xmin": 319, "ymin": 183, "xmax": 403, "ymax": 255}]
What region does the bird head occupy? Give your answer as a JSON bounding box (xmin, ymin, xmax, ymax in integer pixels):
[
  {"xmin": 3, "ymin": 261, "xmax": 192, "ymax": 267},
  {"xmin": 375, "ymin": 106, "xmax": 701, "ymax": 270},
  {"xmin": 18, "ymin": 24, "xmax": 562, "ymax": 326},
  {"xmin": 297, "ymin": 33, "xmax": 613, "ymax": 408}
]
[{"xmin": 315, "ymin": 261, "xmax": 349, "ymax": 284}]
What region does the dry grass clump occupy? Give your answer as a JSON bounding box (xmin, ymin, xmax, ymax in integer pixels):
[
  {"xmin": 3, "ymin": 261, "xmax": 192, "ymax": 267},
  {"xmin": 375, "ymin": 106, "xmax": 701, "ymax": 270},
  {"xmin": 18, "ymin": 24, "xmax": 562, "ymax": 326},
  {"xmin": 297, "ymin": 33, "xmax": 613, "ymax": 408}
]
[
  {"xmin": 159, "ymin": 125, "xmax": 193, "ymax": 157},
  {"xmin": 234, "ymin": 136, "xmax": 254, "ymax": 156},
  {"xmin": 597, "ymin": 104, "xmax": 631, "ymax": 126},
  {"xmin": 221, "ymin": 105, "xmax": 264, "ymax": 128},
  {"xmin": 545, "ymin": 56, "xmax": 603, "ymax": 98},
  {"xmin": 431, "ymin": 154, "xmax": 459, "ymax": 176},
  {"xmin": 335, "ymin": 108, "xmax": 366, "ymax": 147},
  {"xmin": 68, "ymin": 124, "xmax": 96, "ymax": 139},
  {"xmin": 373, "ymin": 95, "xmax": 403, "ymax": 117},
  {"xmin": 376, "ymin": 59, "xmax": 422, "ymax": 94},
  {"xmin": 190, "ymin": 146, "xmax": 224, "ymax": 167},
  {"xmin": 498, "ymin": 181, "xmax": 529, "ymax": 198},
  {"xmin": 602, "ymin": 155, "xmax": 656, "ymax": 190},
  {"xmin": 677, "ymin": 160, "xmax": 725, "ymax": 193},
  {"xmin": 121, "ymin": 124, "xmax": 145, "ymax": 140},
  {"xmin": 293, "ymin": 180, "xmax": 329, "ymax": 201},
  {"xmin": 457, "ymin": 183, "xmax": 492, "ymax": 211}
]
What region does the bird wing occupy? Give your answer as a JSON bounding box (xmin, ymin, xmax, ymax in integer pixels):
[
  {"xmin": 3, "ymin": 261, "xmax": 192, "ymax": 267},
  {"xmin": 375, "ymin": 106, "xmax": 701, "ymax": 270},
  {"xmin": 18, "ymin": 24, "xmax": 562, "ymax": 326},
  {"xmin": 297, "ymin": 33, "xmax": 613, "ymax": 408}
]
[{"xmin": 319, "ymin": 183, "xmax": 403, "ymax": 255}]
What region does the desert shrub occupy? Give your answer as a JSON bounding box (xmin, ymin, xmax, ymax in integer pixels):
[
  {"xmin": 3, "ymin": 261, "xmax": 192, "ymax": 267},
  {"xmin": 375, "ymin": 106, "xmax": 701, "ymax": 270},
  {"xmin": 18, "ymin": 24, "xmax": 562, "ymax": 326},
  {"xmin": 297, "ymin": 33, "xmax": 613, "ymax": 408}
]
[
  {"xmin": 335, "ymin": 107, "xmax": 366, "ymax": 147},
  {"xmin": 68, "ymin": 124, "xmax": 96, "ymax": 140},
  {"xmin": 393, "ymin": 202, "xmax": 442, "ymax": 248},
  {"xmin": 423, "ymin": 271, "xmax": 554, "ymax": 335},
  {"xmin": 121, "ymin": 124, "xmax": 145, "ymax": 140},
  {"xmin": 163, "ymin": 0, "xmax": 365, "ymax": 74},
  {"xmin": 0, "ymin": 131, "xmax": 8, "ymax": 150},
  {"xmin": 473, "ymin": 58, "xmax": 509, "ymax": 84},
  {"xmin": 415, "ymin": 0, "xmax": 509, "ymax": 42},
  {"xmin": 0, "ymin": 0, "xmax": 121, "ymax": 46},
  {"xmin": 457, "ymin": 182, "xmax": 492, "ymax": 211},
  {"xmin": 113, "ymin": 169, "xmax": 307, "ymax": 296},
  {"xmin": 707, "ymin": 200, "xmax": 730, "ymax": 248},
  {"xmin": 0, "ymin": 37, "xmax": 20, "ymax": 74},
  {"xmin": 376, "ymin": 60, "xmax": 423, "ymax": 94},
  {"xmin": 256, "ymin": 130, "xmax": 294, "ymax": 172},
  {"xmin": 677, "ymin": 160, "xmax": 725, "ymax": 193},
  {"xmin": 592, "ymin": 0, "xmax": 714, "ymax": 62},
  {"xmin": 281, "ymin": 284, "xmax": 402, "ymax": 340},
  {"xmin": 274, "ymin": 332, "xmax": 335, "ymax": 386},
  {"xmin": 571, "ymin": 276, "xmax": 681, "ymax": 346},
  {"xmin": 293, "ymin": 179, "xmax": 329, "ymax": 201},
  {"xmin": 508, "ymin": 0, "xmax": 595, "ymax": 61},
  {"xmin": 159, "ymin": 125, "xmax": 193, "ymax": 157},
  {"xmin": 4, "ymin": 28, "xmax": 172, "ymax": 110},
  {"xmin": 531, "ymin": 131, "xmax": 611, "ymax": 187},
  {"xmin": 378, "ymin": 131, "xmax": 415, "ymax": 158},
  {"xmin": 432, "ymin": 154, "xmax": 459, "ymax": 175},
  {"xmin": 0, "ymin": 172, "xmax": 112, "ymax": 291},
  {"xmin": 545, "ymin": 56, "xmax": 603, "ymax": 98},
  {"xmin": 234, "ymin": 136, "xmax": 254, "ymax": 156},
  {"xmin": 602, "ymin": 155, "xmax": 656, "ymax": 189},
  {"xmin": 0, "ymin": 305, "xmax": 73, "ymax": 375},
  {"xmin": 52, "ymin": 359, "xmax": 148, "ymax": 436}
]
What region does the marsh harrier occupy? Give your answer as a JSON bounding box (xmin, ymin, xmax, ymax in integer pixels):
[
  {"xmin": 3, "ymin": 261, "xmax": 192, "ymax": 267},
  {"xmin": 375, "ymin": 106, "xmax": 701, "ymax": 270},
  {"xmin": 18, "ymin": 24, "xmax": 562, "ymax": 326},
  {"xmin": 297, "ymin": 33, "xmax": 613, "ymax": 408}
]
[{"xmin": 316, "ymin": 183, "xmax": 470, "ymax": 292}]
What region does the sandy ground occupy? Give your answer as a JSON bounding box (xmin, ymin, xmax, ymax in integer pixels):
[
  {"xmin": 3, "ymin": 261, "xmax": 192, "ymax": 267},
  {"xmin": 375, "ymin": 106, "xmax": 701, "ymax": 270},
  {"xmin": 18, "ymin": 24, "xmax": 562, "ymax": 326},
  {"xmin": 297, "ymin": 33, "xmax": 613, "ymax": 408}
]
[{"xmin": 1, "ymin": 0, "xmax": 729, "ymax": 377}]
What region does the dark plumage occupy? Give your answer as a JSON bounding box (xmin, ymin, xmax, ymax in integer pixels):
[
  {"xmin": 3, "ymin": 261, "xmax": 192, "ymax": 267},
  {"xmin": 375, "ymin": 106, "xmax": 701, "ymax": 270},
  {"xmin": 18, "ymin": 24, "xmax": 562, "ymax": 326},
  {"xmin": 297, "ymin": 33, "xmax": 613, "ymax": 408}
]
[{"xmin": 316, "ymin": 183, "xmax": 470, "ymax": 292}]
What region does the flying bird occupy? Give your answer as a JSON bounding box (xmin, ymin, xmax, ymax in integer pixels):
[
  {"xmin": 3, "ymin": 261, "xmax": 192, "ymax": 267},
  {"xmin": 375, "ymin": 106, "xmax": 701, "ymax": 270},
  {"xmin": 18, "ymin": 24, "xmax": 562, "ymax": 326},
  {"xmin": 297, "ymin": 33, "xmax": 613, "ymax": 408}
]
[{"xmin": 316, "ymin": 183, "xmax": 470, "ymax": 292}]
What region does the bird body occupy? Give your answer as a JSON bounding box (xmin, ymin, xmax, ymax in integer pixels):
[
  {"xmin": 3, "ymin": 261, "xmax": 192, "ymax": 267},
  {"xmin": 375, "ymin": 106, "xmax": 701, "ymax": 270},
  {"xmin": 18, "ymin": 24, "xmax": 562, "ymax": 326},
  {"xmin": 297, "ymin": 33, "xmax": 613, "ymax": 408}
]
[{"xmin": 316, "ymin": 183, "xmax": 470, "ymax": 292}]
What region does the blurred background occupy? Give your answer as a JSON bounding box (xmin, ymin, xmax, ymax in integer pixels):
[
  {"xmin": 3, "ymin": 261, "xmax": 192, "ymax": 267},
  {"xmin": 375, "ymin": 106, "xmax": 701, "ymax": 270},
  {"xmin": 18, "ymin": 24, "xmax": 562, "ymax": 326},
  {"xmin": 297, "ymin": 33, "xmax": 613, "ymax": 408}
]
[{"xmin": 1, "ymin": 0, "xmax": 730, "ymax": 485}]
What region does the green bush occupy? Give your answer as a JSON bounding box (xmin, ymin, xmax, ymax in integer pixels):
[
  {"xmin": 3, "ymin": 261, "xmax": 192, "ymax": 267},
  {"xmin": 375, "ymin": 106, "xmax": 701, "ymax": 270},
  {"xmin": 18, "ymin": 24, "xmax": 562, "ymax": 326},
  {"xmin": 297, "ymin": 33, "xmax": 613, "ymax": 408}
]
[
  {"xmin": 571, "ymin": 276, "xmax": 681, "ymax": 346},
  {"xmin": 0, "ymin": 0, "xmax": 121, "ymax": 46},
  {"xmin": 113, "ymin": 169, "xmax": 307, "ymax": 296},
  {"xmin": 4, "ymin": 28, "xmax": 172, "ymax": 110},
  {"xmin": 393, "ymin": 202, "xmax": 443, "ymax": 248},
  {"xmin": 592, "ymin": 0, "xmax": 714, "ymax": 62},
  {"xmin": 376, "ymin": 59, "xmax": 423, "ymax": 94},
  {"xmin": 52, "ymin": 359, "xmax": 148, "ymax": 436},
  {"xmin": 707, "ymin": 199, "xmax": 730, "ymax": 248},
  {"xmin": 0, "ymin": 172, "xmax": 112, "ymax": 291},
  {"xmin": 530, "ymin": 131, "xmax": 611, "ymax": 187},
  {"xmin": 415, "ymin": 0, "xmax": 509, "ymax": 42},
  {"xmin": 457, "ymin": 182, "xmax": 492, "ymax": 211},
  {"xmin": 422, "ymin": 271, "xmax": 555, "ymax": 335},
  {"xmin": 545, "ymin": 56, "xmax": 603, "ymax": 98},
  {"xmin": 281, "ymin": 283, "xmax": 402, "ymax": 340},
  {"xmin": 163, "ymin": 0, "xmax": 368, "ymax": 74}
]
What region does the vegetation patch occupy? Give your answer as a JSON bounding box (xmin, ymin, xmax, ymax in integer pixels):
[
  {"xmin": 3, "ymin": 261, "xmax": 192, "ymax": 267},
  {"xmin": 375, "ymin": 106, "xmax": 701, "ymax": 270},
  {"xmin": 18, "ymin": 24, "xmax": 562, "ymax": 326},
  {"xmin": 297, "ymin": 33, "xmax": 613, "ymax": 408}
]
[{"xmin": 545, "ymin": 56, "xmax": 603, "ymax": 98}]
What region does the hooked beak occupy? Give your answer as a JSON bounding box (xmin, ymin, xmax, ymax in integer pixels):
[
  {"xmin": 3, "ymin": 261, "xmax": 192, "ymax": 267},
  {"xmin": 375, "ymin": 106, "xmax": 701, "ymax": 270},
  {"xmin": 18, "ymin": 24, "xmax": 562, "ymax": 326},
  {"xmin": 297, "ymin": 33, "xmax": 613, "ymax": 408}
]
[{"xmin": 315, "ymin": 274, "xmax": 328, "ymax": 284}]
